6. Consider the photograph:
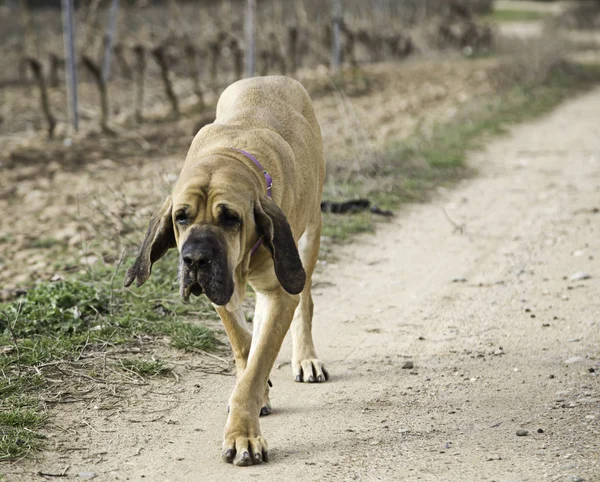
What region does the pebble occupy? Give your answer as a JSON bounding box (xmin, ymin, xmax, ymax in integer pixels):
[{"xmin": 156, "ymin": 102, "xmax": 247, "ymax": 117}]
[
  {"xmin": 563, "ymin": 476, "xmax": 584, "ymax": 482},
  {"xmin": 564, "ymin": 356, "xmax": 585, "ymax": 364},
  {"xmin": 78, "ymin": 473, "xmax": 97, "ymax": 480},
  {"xmin": 452, "ymin": 277, "xmax": 467, "ymax": 283},
  {"xmin": 516, "ymin": 429, "xmax": 529, "ymax": 436},
  {"xmin": 402, "ymin": 361, "xmax": 414, "ymax": 369},
  {"xmin": 569, "ymin": 272, "xmax": 591, "ymax": 281}
]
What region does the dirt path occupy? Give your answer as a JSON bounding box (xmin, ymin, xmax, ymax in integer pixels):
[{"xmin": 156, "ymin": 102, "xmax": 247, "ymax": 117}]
[{"xmin": 9, "ymin": 88, "xmax": 600, "ymax": 482}]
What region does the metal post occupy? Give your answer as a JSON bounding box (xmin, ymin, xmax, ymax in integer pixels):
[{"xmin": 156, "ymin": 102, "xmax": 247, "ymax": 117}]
[
  {"xmin": 331, "ymin": 0, "xmax": 341, "ymax": 73},
  {"xmin": 102, "ymin": 0, "xmax": 120, "ymax": 82},
  {"xmin": 61, "ymin": 0, "xmax": 78, "ymax": 132},
  {"xmin": 245, "ymin": 0, "xmax": 256, "ymax": 78}
]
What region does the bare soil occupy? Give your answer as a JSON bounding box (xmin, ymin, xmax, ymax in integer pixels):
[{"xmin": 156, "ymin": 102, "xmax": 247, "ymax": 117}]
[{"xmin": 3, "ymin": 82, "xmax": 600, "ymax": 482}]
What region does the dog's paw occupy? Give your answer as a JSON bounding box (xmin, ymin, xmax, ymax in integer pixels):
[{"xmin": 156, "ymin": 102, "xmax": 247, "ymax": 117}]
[
  {"xmin": 292, "ymin": 358, "xmax": 329, "ymax": 383},
  {"xmin": 222, "ymin": 433, "xmax": 269, "ymax": 466}
]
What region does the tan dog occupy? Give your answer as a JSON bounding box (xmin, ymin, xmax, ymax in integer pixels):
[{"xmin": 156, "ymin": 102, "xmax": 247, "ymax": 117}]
[{"xmin": 125, "ymin": 76, "xmax": 327, "ymax": 466}]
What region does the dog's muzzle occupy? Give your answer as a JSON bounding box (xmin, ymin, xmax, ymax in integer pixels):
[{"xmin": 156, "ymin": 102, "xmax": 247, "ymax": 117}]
[{"xmin": 178, "ymin": 232, "xmax": 234, "ymax": 306}]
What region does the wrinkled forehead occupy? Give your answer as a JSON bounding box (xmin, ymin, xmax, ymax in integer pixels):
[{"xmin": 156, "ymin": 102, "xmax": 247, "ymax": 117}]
[{"xmin": 171, "ymin": 162, "xmax": 254, "ymax": 214}]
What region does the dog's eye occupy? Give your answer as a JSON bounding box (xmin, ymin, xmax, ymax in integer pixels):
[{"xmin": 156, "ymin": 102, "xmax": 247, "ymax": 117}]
[
  {"xmin": 219, "ymin": 208, "xmax": 241, "ymax": 229},
  {"xmin": 175, "ymin": 211, "xmax": 189, "ymax": 226}
]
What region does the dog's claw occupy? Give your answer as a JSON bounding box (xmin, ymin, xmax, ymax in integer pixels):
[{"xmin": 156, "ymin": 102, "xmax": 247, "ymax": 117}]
[
  {"xmin": 235, "ymin": 451, "xmax": 253, "ymax": 467},
  {"xmin": 268, "ymin": 379, "xmax": 273, "ymax": 387},
  {"xmin": 260, "ymin": 405, "xmax": 272, "ymax": 416},
  {"xmin": 222, "ymin": 449, "xmax": 234, "ymax": 463},
  {"xmin": 293, "ymin": 359, "xmax": 329, "ymax": 382}
]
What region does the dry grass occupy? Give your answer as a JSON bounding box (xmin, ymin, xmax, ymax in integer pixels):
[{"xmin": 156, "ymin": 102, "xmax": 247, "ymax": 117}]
[{"xmin": 492, "ymin": 27, "xmax": 572, "ymax": 87}]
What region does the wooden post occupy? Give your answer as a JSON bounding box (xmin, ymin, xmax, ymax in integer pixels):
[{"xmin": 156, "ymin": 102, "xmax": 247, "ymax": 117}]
[
  {"xmin": 331, "ymin": 0, "xmax": 342, "ymax": 73},
  {"xmin": 61, "ymin": 0, "xmax": 79, "ymax": 132},
  {"xmin": 245, "ymin": 0, "xmax": 256, "ymax": 78},
  {"xmin": 102, "ymin": 0, "xmax": 120, "ymax": 82}
]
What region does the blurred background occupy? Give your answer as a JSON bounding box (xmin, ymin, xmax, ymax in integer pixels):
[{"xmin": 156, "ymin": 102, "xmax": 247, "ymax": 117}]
[{"xmin": 1, "ymin": 0, "xmax": 600, "ymax": 295}]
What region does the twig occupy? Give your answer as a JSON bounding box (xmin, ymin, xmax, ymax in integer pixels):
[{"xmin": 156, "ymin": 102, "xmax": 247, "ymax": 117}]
[
  {"xmin": 81, "ymin": 420, "xmax": 100, "ymax": 435},
  {"xmin": 441, "ymin": 206, "xmax": 465, "ymax": 234},
  {"xmin": 76, "ymin": 330, "xmax": 91, "ymax": 362},
  {"xmin": 37, "ymin": 472, "xmax": 68, "ymax": 478}
]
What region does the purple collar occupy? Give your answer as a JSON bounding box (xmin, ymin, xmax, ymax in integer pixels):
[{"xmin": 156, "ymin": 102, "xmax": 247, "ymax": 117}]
[
  {"xmin": 232, "ymin": 148, "xmax": 272, "ymax": 198},
  {"xmin": 231, "ymin": 148, "xmax": 272, "ymax": 255}
]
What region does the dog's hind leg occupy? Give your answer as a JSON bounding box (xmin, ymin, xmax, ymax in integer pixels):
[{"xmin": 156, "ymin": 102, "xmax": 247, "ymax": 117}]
[{"xmin": 291, "ymin": 216, "xmax": 329, "ymax": 383}]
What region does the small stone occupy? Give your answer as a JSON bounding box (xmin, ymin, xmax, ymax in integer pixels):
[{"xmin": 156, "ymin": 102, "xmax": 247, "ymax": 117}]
[
  {"xmin": 563, "ymin": 476, "xmax": 584, "ymax": 482},
  {"xmin": 402, "ymin": 361, "xmax": 414, "ymax": 369},
  {"xmin": 588, "ymin": 368, "xmax": 596, "ymax": 373},
  {"xmin": 452, "ymin": 277, "xmax": 467, "ymax": 283},
  {"xmin": 79, "ymin": 473, "xmax": 97, "ymax": 480},
  {"xmin": 569, "ymin": 272, "xmax": 591, "ymax": 281},
  {"xmin": 537, "ymin": 428, "xmax": 544, "ymax": 433},
  {"xmin": 564, "ymin": 356, "xmax": 585, "ymax": 364},
  {"xmin": 549, "ymin": 374, "xmax": 555, "ymax": 379},
  {"xmin": 516, "ymin": 429, "xmax": 529, "ymax": 436}
]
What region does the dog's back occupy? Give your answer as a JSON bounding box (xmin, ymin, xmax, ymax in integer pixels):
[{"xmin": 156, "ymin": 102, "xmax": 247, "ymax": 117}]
[
  {"xmin": 187, "ymin": 76, "xmax": 325, "ymax": 230},
  {"xmin": 216, "ymin": 76, "xmax": 321, "ymax": 144}
]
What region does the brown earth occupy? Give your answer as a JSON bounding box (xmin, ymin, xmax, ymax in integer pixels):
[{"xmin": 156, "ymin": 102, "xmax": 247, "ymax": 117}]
[{"xmin": 3, "ymin": 81, "xmax": 600, "ymax": 481}]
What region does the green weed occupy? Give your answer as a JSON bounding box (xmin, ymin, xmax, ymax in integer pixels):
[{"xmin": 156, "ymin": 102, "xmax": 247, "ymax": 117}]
[
  {"xmin": 0, "ymin": 251, "xmax": 221, "ymax": 459},
  {"xmin": 120, "ymin": 357, "xmax": 172, "ymax": 377}
]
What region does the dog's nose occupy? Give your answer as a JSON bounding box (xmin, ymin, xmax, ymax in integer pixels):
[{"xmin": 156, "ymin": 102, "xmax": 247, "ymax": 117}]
[{"xmin": 182, "ymin": 243, "xmax": 213, "ymax": 269}]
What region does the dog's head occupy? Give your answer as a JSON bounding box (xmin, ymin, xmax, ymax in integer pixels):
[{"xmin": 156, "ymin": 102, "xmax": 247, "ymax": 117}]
[{"xmin": 124, "ymin": 156, "xmax": 306, "ymax": 306}]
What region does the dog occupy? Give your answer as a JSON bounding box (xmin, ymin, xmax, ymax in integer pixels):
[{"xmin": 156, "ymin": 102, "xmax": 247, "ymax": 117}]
[{"xmin": 124, "ymin": 76, "xmax": 328, "ymax": 466}]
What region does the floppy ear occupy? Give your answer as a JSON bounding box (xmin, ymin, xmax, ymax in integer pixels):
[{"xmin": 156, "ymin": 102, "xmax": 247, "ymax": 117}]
[
  {"xmin": 124, "ymin": 196, "xmax": 176, "ymax": 288},
  {"xmin": 254, "ymin": 197, "xmax": 306, "ymax": 295}
]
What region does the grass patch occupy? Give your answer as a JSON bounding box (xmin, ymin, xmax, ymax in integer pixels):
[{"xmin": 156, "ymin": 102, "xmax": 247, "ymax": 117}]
[
  {"xmin": 321, "ymin": 212, "xmax": 375, "ymax": 241},
  {"xmin": 28, "ymin": 237, "xmax": 60, "ymax": 249},
  {"xmin": 0, "ymin": 250, "xmax": 220, "ymax": 459},
  {"xmin": 485, "ymin": 9, "xmax": 546, "ymax": 22},
  {"xmin": 0, "ymin": 376, "xmax": 48, "ymax": 461},
  {"xmin": 412, "ymin": 63, "xmax": 600, "ymax": 173},
  {"xmin": 120, "ymin": 357, "xmax": 172, "ymax": 377}
]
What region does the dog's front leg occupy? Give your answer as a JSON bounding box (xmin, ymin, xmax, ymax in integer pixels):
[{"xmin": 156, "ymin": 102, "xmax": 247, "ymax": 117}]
[
  {"xmin": 215, "ymin": 304, "xmax": 251, "ymax": 376},
  {"xmin": 222, "ymin": 288, "xmax": 299, "ymax": 466}
]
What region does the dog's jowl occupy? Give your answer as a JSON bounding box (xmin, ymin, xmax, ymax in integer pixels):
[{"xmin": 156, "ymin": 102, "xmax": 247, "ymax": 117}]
[{"xmin": 125, "ymin": 76, "xmax": 327, "ymax": 466}]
